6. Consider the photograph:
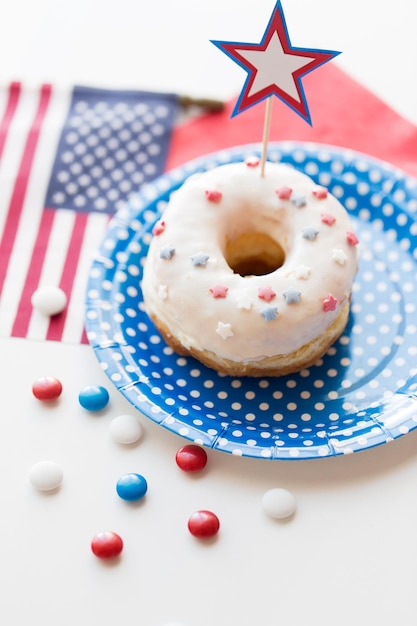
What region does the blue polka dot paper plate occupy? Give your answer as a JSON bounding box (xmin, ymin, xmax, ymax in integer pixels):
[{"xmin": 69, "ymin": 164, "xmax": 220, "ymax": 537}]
[{"xmin": 85, "ymin": 142, "xmax": 417, "ymax": 460}]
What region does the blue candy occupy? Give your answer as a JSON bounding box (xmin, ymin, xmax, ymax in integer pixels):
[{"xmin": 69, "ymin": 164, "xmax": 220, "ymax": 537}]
[
  {"xmin": 116, "ymin": 473, "xmax": 148, "ymax": 501},
  {"xmin": 78, "ymin": 385, "xmax": 110, "ymax": 411}
]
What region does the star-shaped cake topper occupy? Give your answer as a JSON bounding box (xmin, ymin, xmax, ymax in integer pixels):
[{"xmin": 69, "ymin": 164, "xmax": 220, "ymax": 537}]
[{"xmin": 211, "ymin": 0, "xmax": 340, "ymax": 124}]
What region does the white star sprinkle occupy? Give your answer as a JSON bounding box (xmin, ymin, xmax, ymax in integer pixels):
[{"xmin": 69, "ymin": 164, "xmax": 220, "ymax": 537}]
[
  {"xmin": 332, "ymin": 248, "xmax": 348, "ymax": 266},
  {"xmin": 294, "ymin": 265, "xmax": 311, "ymax": 280},
  {"xmin": 237, "ymin": 294, "xmax": 253, "ymax": 310},
  {"xmin": 158, "ymin": 284, "xmax": 168, "ymax": 300},
  {"xmin": 216, "ymin": 322, "xmax": 234, "ymax": 340}
]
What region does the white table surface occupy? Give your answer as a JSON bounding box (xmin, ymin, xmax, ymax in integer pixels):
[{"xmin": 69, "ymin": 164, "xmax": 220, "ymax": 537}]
[{"xmin": 1, "ymin": 2, "xmax": 417, "ymax": 625}]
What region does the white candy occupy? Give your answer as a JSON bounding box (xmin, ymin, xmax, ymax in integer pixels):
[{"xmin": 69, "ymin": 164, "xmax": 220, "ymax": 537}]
[
  {"xmin": 109, "ymin": 414, "xmax": 144, "ymax": 444},
  {"xmin": 262, "ymin": 488, "xmax": 296, "ymax": 519},
  {"xmin": 31, "ymin": 286, "xmax": 67, "ymax": 316},
  {"xmin": 29, "ymin": 461, "xmax": 63, "ymax": 491}
]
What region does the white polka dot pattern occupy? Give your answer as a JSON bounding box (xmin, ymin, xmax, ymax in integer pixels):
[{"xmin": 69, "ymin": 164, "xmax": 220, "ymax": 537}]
[{"xmin": 85, "ymin": 142, "xmax": 417, "ymax": 459}]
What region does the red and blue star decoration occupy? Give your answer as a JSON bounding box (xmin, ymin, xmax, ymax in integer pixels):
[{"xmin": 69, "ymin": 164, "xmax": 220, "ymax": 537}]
[{"xmin": 211, "ymin": 0, "xmax": 340, "ymax": 125}]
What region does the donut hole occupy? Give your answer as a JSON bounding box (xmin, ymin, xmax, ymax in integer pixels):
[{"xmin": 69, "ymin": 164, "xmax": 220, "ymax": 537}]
[{"xmin": 225, "ymin": 232, "xmax": 285, "ymax": 277}]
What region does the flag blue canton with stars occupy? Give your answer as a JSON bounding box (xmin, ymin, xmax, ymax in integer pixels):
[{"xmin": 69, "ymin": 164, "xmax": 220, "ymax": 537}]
[{"xmin": 44, "ymin": 86, "xmax": 178, "ymax": 215}]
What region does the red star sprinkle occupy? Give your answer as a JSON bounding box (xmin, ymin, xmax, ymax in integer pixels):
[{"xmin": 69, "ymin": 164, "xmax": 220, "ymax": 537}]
[
  {"xmin": 209, "ymin": 284, "xmax": 229, "ymax": 298},
  {"xmin": 152, "ymin": 220, "xmax": 166, "ymax": 236},
  {"xmin": 245, "ymin": 156, "xmax": 260, "ymax": 167},
  {"xmin": 205, "ymin": 189, "xmax": 223, "ymax": 203},
  {"xmin": 276, "ymin": 186, "xmax": 293, "ymax": 200},
  {"xmin": 346, "ymin": 231, "xmax": 359, "ymax": 246},
  {"xmin": 322, "ymin": 294, "xmax": 338, "ymax": 312},
  {"xmin": 312, "ymin": 186, "xmax": 328, "ymax": 199},
  {"xmin": 258, "ymin": 286, "xmax": 277, "ymax": 302},
  {"xmin": 320, "ymin": 212, "xmax": 336, "ymax": 226}
]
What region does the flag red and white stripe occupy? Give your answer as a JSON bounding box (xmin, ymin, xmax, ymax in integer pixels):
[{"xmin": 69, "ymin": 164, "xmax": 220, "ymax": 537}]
[
  {"xmin": 0, "ymin": 83, "xmax": 109, "ymax": 343},
  {"xmin": 0, "ymin": 82, "xmax": 177, "ymax": 343}
]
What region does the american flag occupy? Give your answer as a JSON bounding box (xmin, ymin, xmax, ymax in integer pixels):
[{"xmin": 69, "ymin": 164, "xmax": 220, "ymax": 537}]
[{"xmin": 0, "ymin": 82, "xmax": 178, "ymax": 343}]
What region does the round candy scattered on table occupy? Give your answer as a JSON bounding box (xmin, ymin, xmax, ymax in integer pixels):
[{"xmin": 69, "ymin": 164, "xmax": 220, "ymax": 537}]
[
  {"xmin": 91, "ymin": 531, "xmax": 123, "ymax": 559},
  {"xmin": 29, "ymin": 461, "xmax": 63, "ymax": 491},
  {"xmin": 188, "ymin": 510, "xmax": 220, "ymax": 538},
  {"xmin": 116, "ymin": 473, "xmax": 148, "ymax": 501},
  {"xmin": 32, "ymin": 376, "xmax": 63, "ymax": 401},
  {"xmin": 109, "ymin": 414, "xmax": 144, "ymax": 445},
  {"xmin": 175, "ymin": 444, "xmax": 208, "ymax": 472},
  {"xmin": 31, "ymin": 286, "xmax": 67, "ymax": 316},
  {"xmin": 262, "ymin": 488, "xmax": 297, "ymax": 520},
  {"xmin": 78, "ymin": 385, "xmax": 109, "ymax": 411}
]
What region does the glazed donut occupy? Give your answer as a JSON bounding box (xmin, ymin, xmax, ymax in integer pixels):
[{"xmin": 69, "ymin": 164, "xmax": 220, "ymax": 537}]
[{"xmin": 141, "ymin": 157, "xmax": 358, "ymax": 377}]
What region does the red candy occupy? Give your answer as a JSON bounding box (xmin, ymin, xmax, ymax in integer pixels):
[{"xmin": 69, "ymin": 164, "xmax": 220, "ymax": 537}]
[
  {"xmin": 346, "ymin": 231, "xmax": 359, "ymax": 246},
  {"xmin": 32, "ymin": 376, "xmax": 63, "ymax": 401},
  {"xmin": 320, "ymin": 212, "xmax": 336, "ymax": 226},
  {"xmin": 176, "ymin": 444, "xmax": 208, "ymax": 472},
  {"xmin": 245, "ymin": 156, "xmax": 260, "ymax": 168},
  {"xmin": 91, "ymin": 531, "xmax": 123, "ymax": 559},
  {"xmin": 205, "ymin": 189, "xmax": 222, "ymax": 203},
  {"xmin": 312, "ymin": 186, "xmax": 328, "ymax": 199},
  {"xmin": 275, "ymin": 185, "xmax": 292, "ymax": 200},
  {"xmin": 209, "ymin": 284, "xmax": 228, "ymax": 298},
  {"xmin": 323, "ymin": 294, "xmax": 338, "ymax": 312},
  {"xmin": 152, "ymin": 220, "xmax": 166, "ymax": 236},
  {"xmin": 188, "ymin": 510, "xmax": 220, "ymax": 538},
  {"xmin": 257, "ymin": 286, "xmax": 276, "ymax": 302}
]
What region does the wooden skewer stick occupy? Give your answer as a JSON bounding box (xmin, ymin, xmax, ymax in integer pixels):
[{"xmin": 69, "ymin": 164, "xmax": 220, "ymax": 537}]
[{"xmin": 260, "ymin": 97, "xmax": 273, "ymax": 177}]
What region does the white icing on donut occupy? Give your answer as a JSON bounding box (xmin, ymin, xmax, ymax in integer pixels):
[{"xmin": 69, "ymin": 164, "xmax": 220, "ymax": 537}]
[{"xmin": 141, "ymin": 159, "xmax": 358, "ymax": 364}]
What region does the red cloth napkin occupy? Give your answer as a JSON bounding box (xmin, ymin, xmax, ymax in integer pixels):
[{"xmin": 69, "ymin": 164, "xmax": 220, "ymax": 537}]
[{"xmin": 167, "ymin": 64, "xmax": 417, "ymax": 179}]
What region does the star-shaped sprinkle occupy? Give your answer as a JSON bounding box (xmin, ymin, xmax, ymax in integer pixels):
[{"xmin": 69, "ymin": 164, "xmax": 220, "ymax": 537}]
[
  {"xmin": 312, "ymin": 186, "xmax": 328, "ymax": 199},
  {"xmin": 260, "ymin": 305, "xmax": 278, "ymax": 321},
  {"xmin": 323, "ymin": 294, "xmax": 338, "ymax": 312},
  {"xmin": 205, "ymin": 189, "xmax": 223, "ymax": 203},
  {"xmin": 191, "ymin": 252, "xmax": 210, "ymax": 267},
  {"xmin": 302, "ymin": 226, "xmax": 319, "ymax": 240},
  {"xmin": 158, "ymin": 284, "xmax": 168, "ymax": 300},
  {"xmin": 346, "ymin": 231, "xmax": 359, "ymax": 246},
  {"xmin": 209, "ymin": 284, "xmax": 229, "ymax": 298},
  {"xmin": 245, "ymin": 156, "xmax": 260, "ymax": 167},
  {"xmin": 211, "ymin": 1, "xmax": 340, "ymax": 123},
  {"xmin": 290, "ymin": 192, "xmax": 307, "ymax": 208},
  {"xmin": 276, "ymin": 185, "xmax": 292, "ymax": 200},
  {"xmin": 159, "ymin": 244, "xmax": 175, "ymax": 260},
  {"xmin": 258, "ymin": 286, "xmax": 276, "ymax": 302},
  {"xmin": 294, "ymin": 265, "xmax": 311, "ymax": 280},
  {"xmin": 321, "ymin": 212, "xmax": 336, "ymax": 226},
  {"xmin": 237, "ymin": 294, "xmax": 253, "ymax": 310},
  {"xmin": 332, "ymin": 248, "xmax": 348, "ymax": 266},
  {"xmin": 152, "ymin": 220, "xmax": 166, "ymax": 236},
  {"xmin": 283, "ymin": 288, "xmax": 301, "ymax": 304},
  {"xmin": 216, "ymin": 322, "xmax": 234, "ymax": 340}
]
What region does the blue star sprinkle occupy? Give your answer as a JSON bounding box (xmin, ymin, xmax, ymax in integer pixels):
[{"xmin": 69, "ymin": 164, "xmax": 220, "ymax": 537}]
[
  {"xmin": 283, "ymin": 288, "xmax": 301, "ymax": 304},
  {"xmin": 290, "ymin": 193, "xmax": 307, "ymax": 208},
  {"xmin": 260, "ymin": 306, "xmax": 278, "ymax": 321},
  {"xmin": 159, "ymin": 244, "xmax": 176, "ymax": 260},
  {"xmin": 302, "ymin": 226, "xmax": 319, "ymax": 241},
  {"xmin": 191, "ymin": 252, "xmax": 210, "ymax": 266}
]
